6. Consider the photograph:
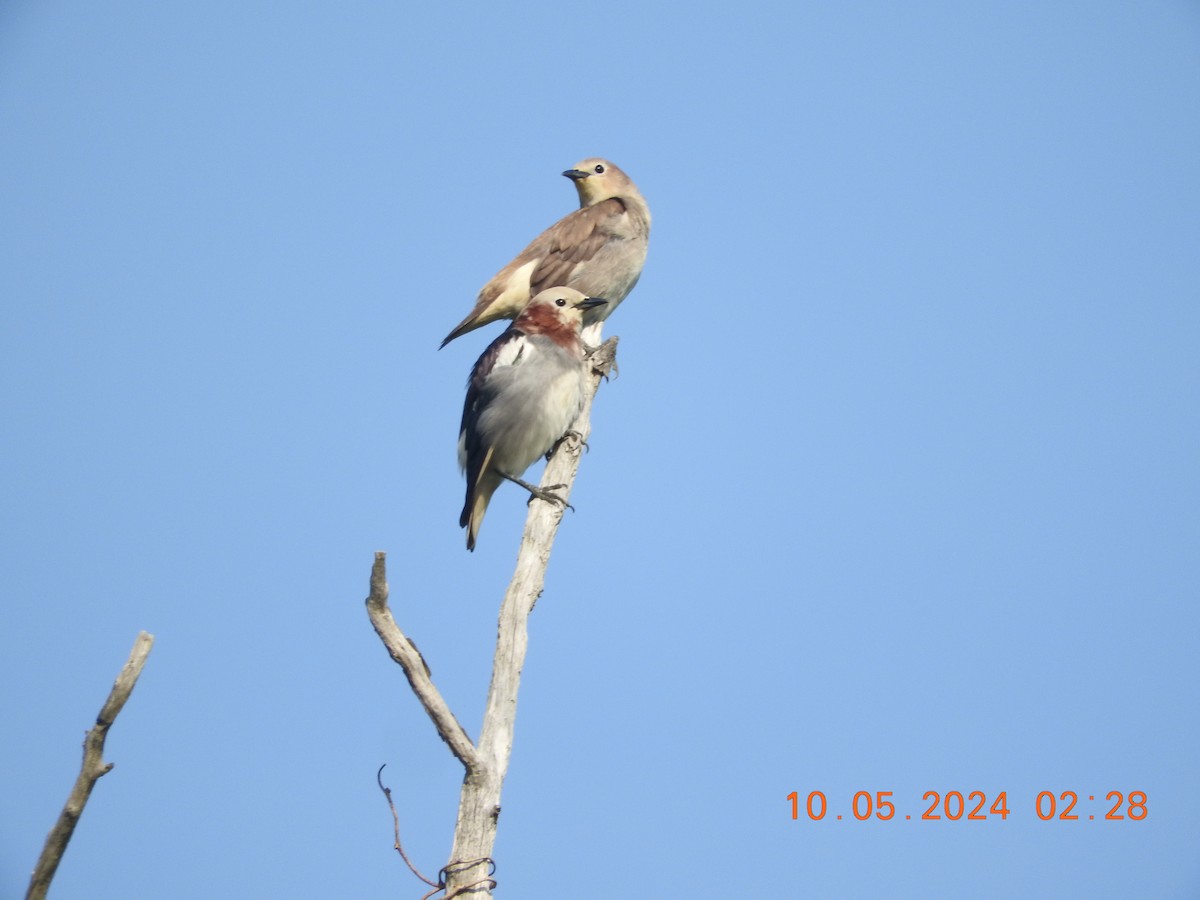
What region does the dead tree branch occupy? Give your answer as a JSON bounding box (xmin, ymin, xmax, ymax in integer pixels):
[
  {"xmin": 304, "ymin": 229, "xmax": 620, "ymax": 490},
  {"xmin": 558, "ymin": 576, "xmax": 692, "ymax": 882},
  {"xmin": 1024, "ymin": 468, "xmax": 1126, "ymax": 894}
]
[
  {"xmin": 367, "ymin": 555, "xmax": 479, "ymax": 769},
  {"xmin": 369, "ymin": 338, "xmax": 617, "ymax": 898},
  {"xmin": 26, "ymin": 630, "xmax": 154, "ymax": 900}
]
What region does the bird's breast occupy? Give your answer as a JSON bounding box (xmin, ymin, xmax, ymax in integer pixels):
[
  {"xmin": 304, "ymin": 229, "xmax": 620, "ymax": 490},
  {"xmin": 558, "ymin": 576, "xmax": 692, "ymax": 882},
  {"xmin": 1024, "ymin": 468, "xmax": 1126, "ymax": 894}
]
[{"xmin": 475, "ymin": 354, "xmax": 587, "ymax": 476}]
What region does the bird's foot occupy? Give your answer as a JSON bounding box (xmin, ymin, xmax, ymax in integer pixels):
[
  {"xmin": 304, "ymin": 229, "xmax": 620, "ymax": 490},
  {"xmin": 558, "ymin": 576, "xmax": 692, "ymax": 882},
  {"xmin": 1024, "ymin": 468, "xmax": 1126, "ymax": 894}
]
[
  {"xmin": 501, "ymin": 473, "xmax": 574, "ymax": 512},
  {"xmin": 586, "ymin": 337, "xmax": 620, "ymax": 380},
  {"xmin": 546, "ymin": 430, "xmax": 588, "ymax": 460}
]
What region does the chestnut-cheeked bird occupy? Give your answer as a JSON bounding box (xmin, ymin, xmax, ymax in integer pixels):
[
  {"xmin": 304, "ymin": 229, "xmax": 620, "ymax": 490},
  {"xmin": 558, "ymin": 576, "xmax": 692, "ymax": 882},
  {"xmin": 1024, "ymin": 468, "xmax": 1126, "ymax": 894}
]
[
  {"xmin": 441, "ymin": 158, "xmax": 649, "ymax": 349},
  {"xmin": 458, "ymin": 287, "xmax": 607, "ymax": 551}
]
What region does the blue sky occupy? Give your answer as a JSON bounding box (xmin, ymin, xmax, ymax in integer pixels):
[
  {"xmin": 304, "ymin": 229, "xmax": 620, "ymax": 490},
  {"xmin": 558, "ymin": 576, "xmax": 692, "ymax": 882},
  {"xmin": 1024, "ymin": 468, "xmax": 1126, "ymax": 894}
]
[{"xmin": 2, "ymin": 2, "xmax": 1198, "ymax": 897}]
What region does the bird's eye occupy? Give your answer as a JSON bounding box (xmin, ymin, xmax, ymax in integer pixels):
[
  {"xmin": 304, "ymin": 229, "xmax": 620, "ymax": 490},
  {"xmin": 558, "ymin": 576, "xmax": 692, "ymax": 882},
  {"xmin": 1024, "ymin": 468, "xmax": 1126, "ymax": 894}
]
[
  {"xmin": 593, "ymin": 164, "xmax": 605, "ymax": 174},
  {"xmin": 555, "ymin": 298, "xmax": 567, "ymax": 307}
]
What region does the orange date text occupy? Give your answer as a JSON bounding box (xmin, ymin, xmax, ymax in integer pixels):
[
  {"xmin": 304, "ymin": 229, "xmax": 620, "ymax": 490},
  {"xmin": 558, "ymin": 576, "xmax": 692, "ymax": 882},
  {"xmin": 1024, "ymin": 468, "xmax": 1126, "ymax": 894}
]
[{"xmin": 787, "ymin": 790, "xmax": 1147, "ymax": 822}]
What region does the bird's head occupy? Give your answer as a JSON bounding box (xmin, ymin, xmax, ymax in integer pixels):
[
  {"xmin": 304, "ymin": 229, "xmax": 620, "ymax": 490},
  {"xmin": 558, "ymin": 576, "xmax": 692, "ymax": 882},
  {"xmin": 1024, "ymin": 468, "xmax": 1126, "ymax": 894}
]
[
  {"xmin": 562, "ymin": 158, "xmax": 634, "ymax": 207},
  {"xmin": 515, "ymin": 288, "xmax": 607, "ymax": 341}
]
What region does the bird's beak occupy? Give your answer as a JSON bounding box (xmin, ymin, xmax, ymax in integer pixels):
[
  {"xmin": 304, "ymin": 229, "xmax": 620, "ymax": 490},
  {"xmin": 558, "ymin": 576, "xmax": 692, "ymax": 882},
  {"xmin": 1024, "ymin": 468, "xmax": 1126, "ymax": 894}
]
[
  {"xmin": 562, "ymin": 169, "xmax": 589, "ymax": 181},
  {"xmin": 575, "ymin": 297, "xmax": 608, "ymax": 311}
]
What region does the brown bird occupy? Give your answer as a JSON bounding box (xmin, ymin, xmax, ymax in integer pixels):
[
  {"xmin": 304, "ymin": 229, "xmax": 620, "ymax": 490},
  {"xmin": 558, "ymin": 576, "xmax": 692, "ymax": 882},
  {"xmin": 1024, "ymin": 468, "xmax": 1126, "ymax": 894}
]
[{"xmin": 441, "ymin": 158, "xmax": 650, "ymax": 348}]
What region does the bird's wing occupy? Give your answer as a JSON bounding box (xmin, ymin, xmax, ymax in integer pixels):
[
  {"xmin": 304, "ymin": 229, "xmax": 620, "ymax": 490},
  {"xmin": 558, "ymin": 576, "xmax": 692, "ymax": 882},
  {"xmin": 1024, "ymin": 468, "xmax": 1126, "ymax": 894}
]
[
  {"xmin": 441, "ymin": 198, "xmax": 628, "ymax": 347},
  {"xmin": 458, "ymin": 330, "xmax": 529, "ymax": 455},
  {"xmin": 458, "ymin": 332, "xmax": 531, "ymax": 549},
  {"xmin": 527, "ymin": 198, "xmax": 626, "ymax": 295}
]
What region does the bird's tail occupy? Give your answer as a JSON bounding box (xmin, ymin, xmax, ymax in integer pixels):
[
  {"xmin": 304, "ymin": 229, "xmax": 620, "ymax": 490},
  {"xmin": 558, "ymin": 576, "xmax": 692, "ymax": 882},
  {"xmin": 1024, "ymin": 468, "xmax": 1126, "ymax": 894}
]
[
  {"xmin": 461, "ymin": 448, "xmax": 500, "ymax": 551},
  {"xmin": 440, "ymin": 259, "xmax": 539, "ymax": 348}
]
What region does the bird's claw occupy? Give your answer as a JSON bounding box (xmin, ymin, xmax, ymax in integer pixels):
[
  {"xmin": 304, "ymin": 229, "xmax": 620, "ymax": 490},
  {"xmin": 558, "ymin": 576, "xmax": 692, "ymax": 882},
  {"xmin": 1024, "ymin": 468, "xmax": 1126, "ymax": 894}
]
[
  {"xmin": 526, "ymin": 484, "xmax": 574, "ymax": 512},
  {"xmin": 547, "ymin": 430, "xmax": 588, "ymax": 460},
  {"xmin": 500, "ymin": 473, "xmax": 575, "ymax": 512},
  {"xmin": 586, "ymin": 339, "xmax": 619, "ymax": 380}
]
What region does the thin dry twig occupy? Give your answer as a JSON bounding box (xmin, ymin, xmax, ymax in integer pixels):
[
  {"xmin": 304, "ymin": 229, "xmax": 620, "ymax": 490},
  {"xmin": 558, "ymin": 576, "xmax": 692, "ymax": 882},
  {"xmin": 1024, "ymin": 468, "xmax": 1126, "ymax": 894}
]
[
  {"xmin": 376, "ymin": 765, "xmax": 440, "ymax": 889},
  {"xmin": 26, "ymin": 631, "xmax": 154, "ymax": 900}
]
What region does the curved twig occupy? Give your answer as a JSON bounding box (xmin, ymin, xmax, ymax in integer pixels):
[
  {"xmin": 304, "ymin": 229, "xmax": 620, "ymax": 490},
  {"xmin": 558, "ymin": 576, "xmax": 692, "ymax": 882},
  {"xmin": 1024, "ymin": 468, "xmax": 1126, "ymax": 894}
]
[{"xmin": 376, "ymin": 765, "xmax": 440, "ymax": 888}]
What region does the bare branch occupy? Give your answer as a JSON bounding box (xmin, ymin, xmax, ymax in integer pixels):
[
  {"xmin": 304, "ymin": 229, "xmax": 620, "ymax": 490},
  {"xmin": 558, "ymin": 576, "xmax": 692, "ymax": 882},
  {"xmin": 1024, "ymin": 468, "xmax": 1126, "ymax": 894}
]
[
  {"xmin": 365, "ymin": 552, "xmax": 479, "ymax": 770},
  {"xmin": 26, "ymin": 631, "xmax": 155, "ymax": 900},
  {"xmin": 444, "ymin": 337, "xmax": 618, "ymax": 896}
]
